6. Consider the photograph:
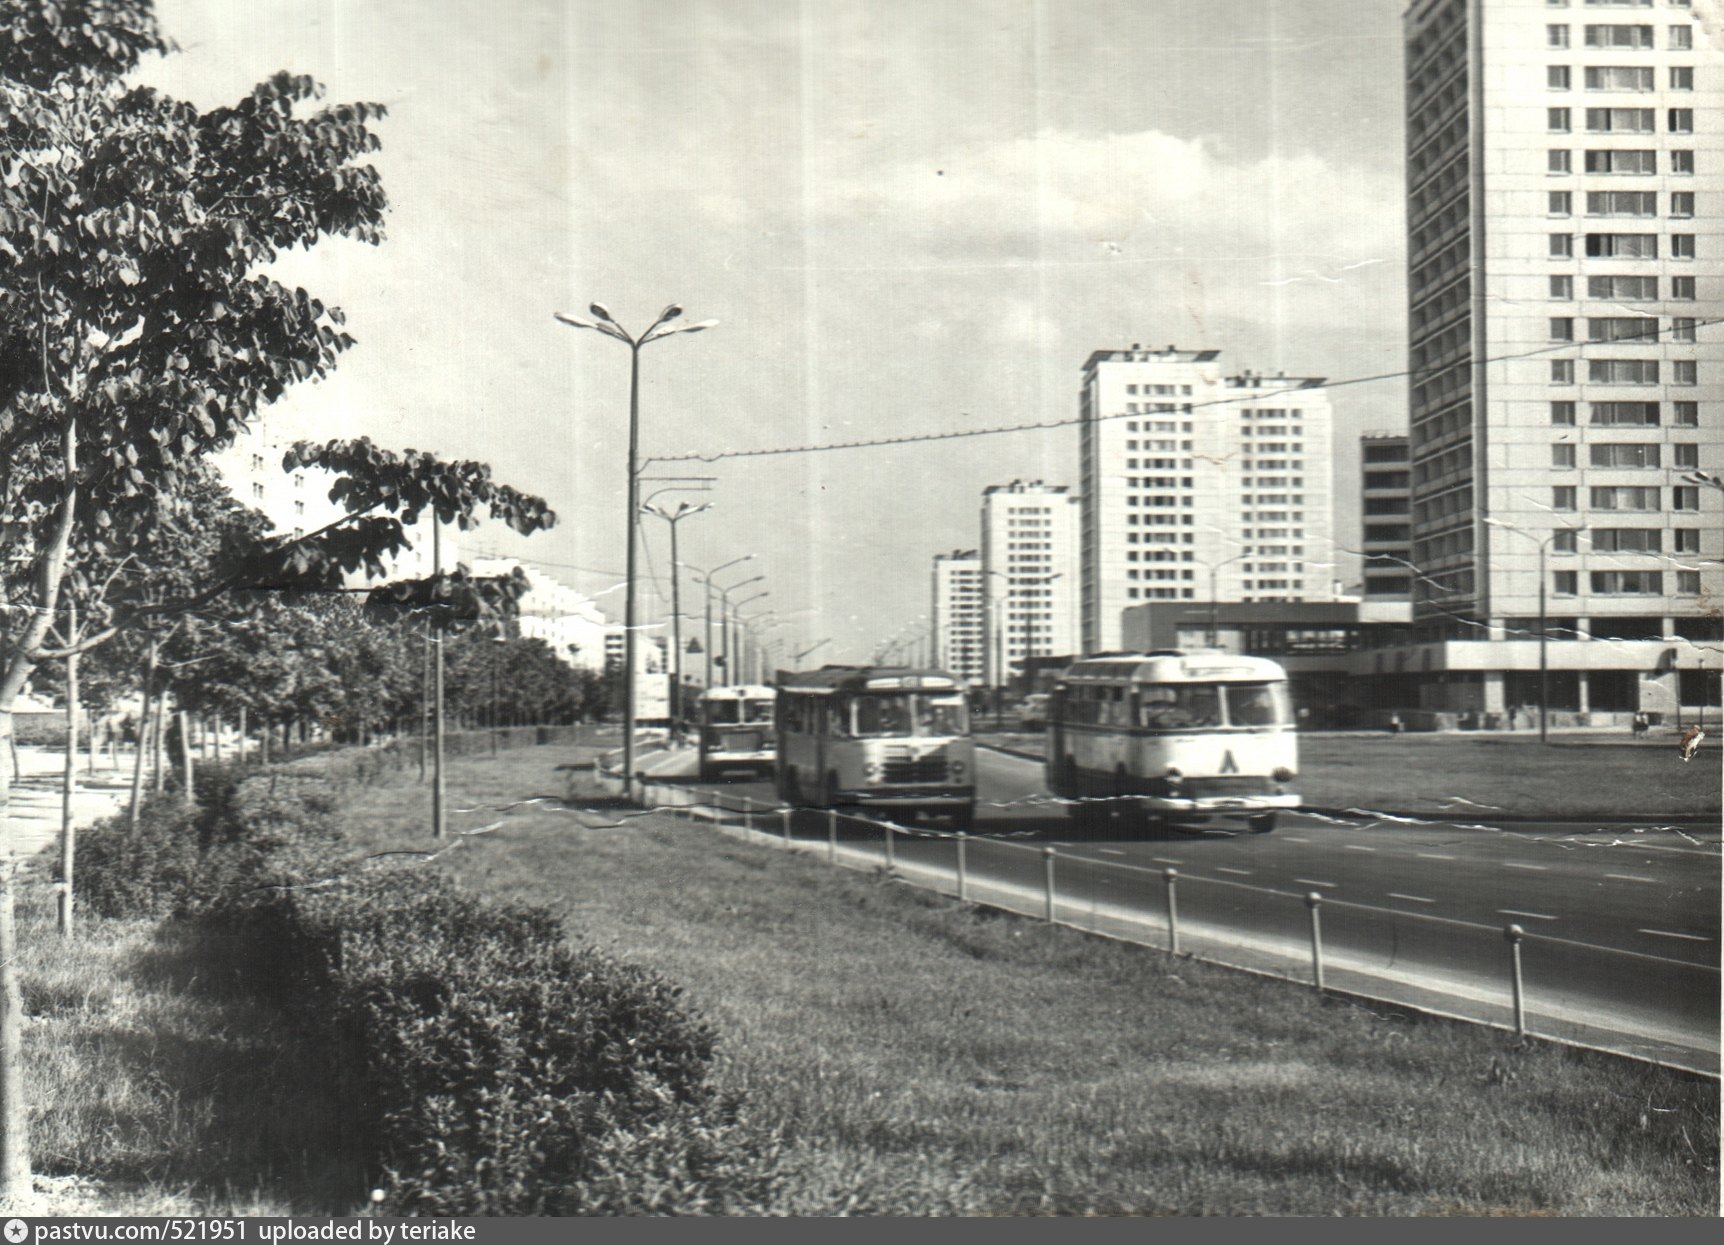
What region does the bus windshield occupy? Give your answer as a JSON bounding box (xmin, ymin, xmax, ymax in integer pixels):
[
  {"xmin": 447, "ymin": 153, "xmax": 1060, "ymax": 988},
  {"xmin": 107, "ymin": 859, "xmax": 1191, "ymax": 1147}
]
[
  {"xmin": 1136, "ymin": 682, "xmax": 1290, "ymax": 730},
  {"xmin": 850, "ymin": 693, "xmax": 970, "ymax": 738},
  {"xmin": 706, "ymin": 699, "xmax": 775, "ymax": 725}
]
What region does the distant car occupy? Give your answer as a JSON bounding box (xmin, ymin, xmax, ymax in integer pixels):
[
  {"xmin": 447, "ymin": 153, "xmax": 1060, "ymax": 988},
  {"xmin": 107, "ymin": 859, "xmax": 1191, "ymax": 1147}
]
[{"xmin": 1016, "ymin": 693, "xmax": 1050, "ymax": 731}]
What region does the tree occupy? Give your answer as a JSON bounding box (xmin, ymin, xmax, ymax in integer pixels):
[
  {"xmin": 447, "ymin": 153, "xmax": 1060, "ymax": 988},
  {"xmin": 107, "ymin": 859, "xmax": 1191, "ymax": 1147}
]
[{"xmin": 0, "ymin": 1, "xmax": 555, "ymax": 1202}]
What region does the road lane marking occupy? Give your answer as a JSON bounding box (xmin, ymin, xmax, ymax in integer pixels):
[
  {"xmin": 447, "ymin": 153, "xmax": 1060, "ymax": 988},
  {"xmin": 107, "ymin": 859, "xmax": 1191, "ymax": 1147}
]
[
  {"xmin": 1605, "ymin": 873, "xmax": 1659, "ymax": 884},
  {"xmin": 1152, "ymin": 857, "xmax": 1183, "ymax": 866},
  {"xmin": 1497, "ymin": 909, "xmax": 1557, "ymax": 921},
  {"xmin": 1417, "ymin": 852, "xmax": 1456, "ymax": 861},
  {"xmin": 1098, "ymin": 848, "xmax": 1126, "ymax": 856},
  {"xmin": 1388, "ymin": 893, "xmax": 1436, "ymax": 904},
  {"xmin": 1216, "ymin": 867, "xmax": 1252, "ymax": 876},
  {"xmin": 1281, "ymin": 835, "xmax": 1310, "ymax": 843},
  {"xmin": 1637, "ymin": 929, "xmax": 1712, "ymax": 943},
  {"xmin": 1502, "ymin": 862, "xmax": 1548, "ymax": 871},
  {"xmin": 1343, "ymin": 844, "xmax": 1376, "ymax": 853},
  {"xmin": 1293, "ymin": 878, "xmax": 1337, "ymax": 889}
]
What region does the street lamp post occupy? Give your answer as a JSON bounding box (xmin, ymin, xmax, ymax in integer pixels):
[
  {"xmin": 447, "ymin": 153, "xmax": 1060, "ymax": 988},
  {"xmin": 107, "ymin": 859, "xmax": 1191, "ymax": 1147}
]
[
  {"xmin": 1485, "ymin": 518, "xmax": 1581, "ymax": 745},
  {"xmin": 1203, "ymin": 554, "xmax": 1250, "ymax": 649},
  {"xmin": 690, "ymin": 556, "xmax": 755, "ymax": 687},
  {"xmin": 643, "ymin": 501, "xmax": 712, "ymax": 733},
  {"xmin": 555, "ymin": 302, "xmax": 716, "ymax": 801},
  {"xmin": 729, "ymin": 590, "xmax": 770, "ymax": 681},
  {"xmin": 1681, "ymin": 471, "xmax": 1724, "ymax": 727}
]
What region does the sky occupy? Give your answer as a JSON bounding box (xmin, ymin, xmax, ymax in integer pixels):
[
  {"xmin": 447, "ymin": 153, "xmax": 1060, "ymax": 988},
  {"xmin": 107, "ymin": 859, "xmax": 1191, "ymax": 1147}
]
[{"xmin": 147, "ymin": 0, "xmax": 1411, "ymax": 666}]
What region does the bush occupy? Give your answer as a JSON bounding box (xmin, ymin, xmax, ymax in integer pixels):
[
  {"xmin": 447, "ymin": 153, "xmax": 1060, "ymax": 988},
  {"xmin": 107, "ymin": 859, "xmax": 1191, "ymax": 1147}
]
[{"xmin": 230, "ymin": 867, "xmax": 769, "ymax": 1215}]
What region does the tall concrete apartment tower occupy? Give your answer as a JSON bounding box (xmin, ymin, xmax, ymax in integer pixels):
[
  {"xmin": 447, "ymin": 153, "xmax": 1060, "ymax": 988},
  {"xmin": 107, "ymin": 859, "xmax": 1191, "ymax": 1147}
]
[
  {"xmin": 930, "ymin": 549, "xmax": 985, "ymax": 683},
  {"xmin": 1403, "ymin": 0, "xmax": 1720, "ymax": 717},
  {"xmin": 979, "ymin": 480, "xmax": 1081, "ymax": 690},
  {"xmin": 1361, "ymin": 433, "xmax": 1414, "ymax": 598},
  {"xmin": 1078, "ymin": 346, "xmax": 1336, "ymax": 654}
]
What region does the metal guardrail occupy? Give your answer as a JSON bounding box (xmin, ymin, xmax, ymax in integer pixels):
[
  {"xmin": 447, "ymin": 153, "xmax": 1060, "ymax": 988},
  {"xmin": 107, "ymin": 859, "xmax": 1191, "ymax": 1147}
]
[{"xmin": 599, "ymin": 763, "xmax": 1719, "ymax": 1076}]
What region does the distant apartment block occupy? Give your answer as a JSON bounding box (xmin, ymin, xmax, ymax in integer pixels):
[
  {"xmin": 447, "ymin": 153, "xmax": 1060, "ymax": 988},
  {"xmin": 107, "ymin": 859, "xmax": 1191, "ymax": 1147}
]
[
  {"xmin": 1078, "ymin": 346, "xmax": 1336, "ymax": 654},
  {"xmin": 931, "ymin": 549, "xmax": 985, "ymax": 682},
  {"xmin": 980, "ymin": 480, "xmax": 1080, "ymax": 687},
  {"xmin": 1360, "ymin": 433, "xmax": 1413, "ymax": 598}
]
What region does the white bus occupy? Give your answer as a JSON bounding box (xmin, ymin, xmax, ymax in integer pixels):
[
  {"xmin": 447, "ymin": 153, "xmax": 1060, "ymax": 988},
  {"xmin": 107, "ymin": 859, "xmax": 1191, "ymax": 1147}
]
[
  {"xmin": 1046, "ymin": 651, "xmax": 1299, "ymax": 833},
  {"xmin": 774, "ymin": 666, "xmax": 976, "ymax": 828},
  {"xmin": 697, "ymin": 685, "xmax": 777, "ymax": 781}
]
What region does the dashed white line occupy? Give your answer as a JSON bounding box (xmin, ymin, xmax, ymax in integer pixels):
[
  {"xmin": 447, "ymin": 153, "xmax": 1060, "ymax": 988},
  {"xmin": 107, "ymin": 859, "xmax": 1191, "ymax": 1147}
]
[
  {"xmin": 1216, "ymin": 867, "xmax": 1252, "ymax": 876},
  {"xmin": 1293, "ymin": 878, "xmax": 1338, "ymax": 889},
  {"xmin": 1497, "ymin": 908, "xmax": 1558, "ymax": 921},
  {"xmin": 1388, "ymin": 893, "xmax": 1436, "ymax": 904},
  {"xmin": 1281, "ymin": 835, "xmax": 1310, "ymax": 843},
  {"xmin": 1637, "ymin": 928, "xmax": 1712, "ymax": 943},
  {"xmin": 1416, "ymin": 852, "xmax": 1455, "ymax": 861},
  {"xmin": 1502, "ymin": 862, "xmax": 1548, "ymax": 872},
  {"xmin": 1604, "ymin": 873, "xmax": 1658, "ymax": 884},
  {"xmin": 1343, "ymin": 844, "xmax": 1376, "ymax": 853},
  {"xmin": 1152, "ymin": 857, "xmax": 1183, "ymax": 866},
  {"xmin": 1098, "ymin": 848, "xmax": 1126, "ymax": 856}
]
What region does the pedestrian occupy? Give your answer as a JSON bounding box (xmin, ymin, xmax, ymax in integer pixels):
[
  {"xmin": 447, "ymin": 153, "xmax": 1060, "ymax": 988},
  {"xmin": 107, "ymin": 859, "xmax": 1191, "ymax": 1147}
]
[{"xmin": 1388, "ymin": 712, "xmax": 1403, "ymax": 735}]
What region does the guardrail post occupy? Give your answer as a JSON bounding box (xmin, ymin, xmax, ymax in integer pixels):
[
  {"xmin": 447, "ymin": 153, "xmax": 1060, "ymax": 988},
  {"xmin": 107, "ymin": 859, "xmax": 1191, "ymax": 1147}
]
[
  {"xmin": 884, "ymin": 818, "xmax": 896, "ymax": 870},
  {"xmin": 779, "ymin": 808, "xmax": 792, "ymax": 846},
  {"xmin": 827, "ymin": 809, "xmax": 838, "ymax": 864},
  {"xmin": 1163, "ymin": 868, "xmax": 1180, "ymax": 956},
  {"xmin": 742, "ymin": 796, "xmax": 754, "ymax": 835},
  {"xmin": 956, "ymin": 831, "xmax": 968, "ymax": 902},
  {"xmin": 1306, "ymin": 892, "xmax": 1325, "ymax": 994},
  {"xmin": 1042, "ymin": 846, "xmax": 1056, "ymax": 923},
  {"xmin": 1505, "ymin": 924, "xmax": 1526, "ymax": 1037}
]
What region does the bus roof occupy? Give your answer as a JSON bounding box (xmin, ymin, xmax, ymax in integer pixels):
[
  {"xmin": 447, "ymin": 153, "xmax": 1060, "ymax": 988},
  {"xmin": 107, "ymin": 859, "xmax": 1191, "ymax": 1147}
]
[
  {"xmin": 699, "ymin": 685, "xmax": 777, "ymax": 701},
  {"xmin": 1056, "ymin": 651, "xmax": 1289, "ymax": 685},
  {"xmin": 775, "ymin": 665, "xmax": 964, "ymax": 694}
]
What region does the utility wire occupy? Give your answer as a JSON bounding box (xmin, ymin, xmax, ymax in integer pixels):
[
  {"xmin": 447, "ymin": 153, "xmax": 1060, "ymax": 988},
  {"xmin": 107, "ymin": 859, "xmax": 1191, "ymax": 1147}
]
[{"xmin": 653, "ymin": 317, "xmax": 1721, "ymax": 464}]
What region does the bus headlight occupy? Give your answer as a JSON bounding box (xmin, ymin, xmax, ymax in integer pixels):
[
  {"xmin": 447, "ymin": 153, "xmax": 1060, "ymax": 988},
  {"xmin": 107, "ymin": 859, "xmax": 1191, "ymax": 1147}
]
[
  {"xmin": 1272, "ymin": 767, "xmax": 1295, "ymax": 783},
  {"xmin": 1164, "ymin": 766, "xmax": 1183, "ymax": 787},
  {"xmin": 862, "ymin": 761, "xmax": 882, "ymax": 783},
  {"xmin": 949, "ymin": 761, "xmax": 966, "ymax": 779}
]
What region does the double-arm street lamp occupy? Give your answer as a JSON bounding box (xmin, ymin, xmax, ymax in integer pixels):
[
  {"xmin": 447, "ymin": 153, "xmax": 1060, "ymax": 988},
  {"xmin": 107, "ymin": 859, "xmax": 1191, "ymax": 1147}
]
[
  {"xmin": 728, "ymin": 590, "xmax": 770, "ymax": 680},
  {"xmin": 1201, "ymin": 553, "xmax": 1250, "ymax": 648},
  {"xmin": 1484, "ymin": 517, "xmax": 1584, "ymax": 744},
  {"xmin": 642, "ymin": 500, "xmax": 711, "ymax": 729},
  {"xmin": 554, "ymin": 303, "xmax": 716, "ymax": 799}
]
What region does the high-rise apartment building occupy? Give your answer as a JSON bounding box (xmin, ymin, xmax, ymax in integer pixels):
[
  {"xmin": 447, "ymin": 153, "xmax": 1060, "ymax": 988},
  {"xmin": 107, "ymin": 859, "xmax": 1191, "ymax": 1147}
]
[
  {"xmin": 1403, "ymin": 0, "xmax": 1720, "ymax": 716},
  {"xmin": 1078, "ymin": 346, "xmax": 1336, "ymax": 654},
  {"xmin": 980, "ymin": 480, "xmax": 1081, "ymax": 688},
  {"xmin": 930, "ymin": 549, "xmax": 985, "ymax": 682},
  {"xmin": 1360, "ymin": 433, "xmax": 1414, "ymax": 598}
]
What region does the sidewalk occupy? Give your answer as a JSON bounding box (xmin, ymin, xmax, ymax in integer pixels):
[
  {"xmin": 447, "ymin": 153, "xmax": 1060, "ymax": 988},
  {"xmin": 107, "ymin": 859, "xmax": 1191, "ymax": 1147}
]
[{"xmin": 3, "ymin": 745, "xmax": 136, "ymax": 859}]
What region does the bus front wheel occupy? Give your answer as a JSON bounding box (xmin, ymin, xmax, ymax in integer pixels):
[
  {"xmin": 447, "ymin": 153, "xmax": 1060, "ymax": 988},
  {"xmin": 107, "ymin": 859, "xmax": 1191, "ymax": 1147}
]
[{"xmin": 1247, "ymin": 812, "xmax": 1277, "ymax": 834}]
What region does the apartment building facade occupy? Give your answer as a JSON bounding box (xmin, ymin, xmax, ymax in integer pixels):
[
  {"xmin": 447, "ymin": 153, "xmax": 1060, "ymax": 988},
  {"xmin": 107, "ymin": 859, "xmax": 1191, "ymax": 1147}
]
[
  {"xmin": 930, "ymin": 548, "xmax": 985, "ymax": 683},
  {"xmin": 980, "ymin": 480, "xmax": 1081, "ymax": 688},
  {"xmin": 1078, "ymin": 346, "xmax": 1337, "ymax": 654},
  {"xmin": 1361, "ymin": 433, "xmax": 1415, "ymax": 598},
  {"xmin": 1403, "ymin": 0, "xmax": 1721, "ymax": 718}
]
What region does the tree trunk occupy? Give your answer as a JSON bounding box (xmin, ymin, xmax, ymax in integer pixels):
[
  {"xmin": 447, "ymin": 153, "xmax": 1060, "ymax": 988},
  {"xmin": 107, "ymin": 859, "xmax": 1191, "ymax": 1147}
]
[
  {"xmin": 130, "ymin": 677, "xmax": 154, "ymax": 829},
  {"xmin": 0, "ymin": 706, "xmax": 28, "ymax": 1200},
  {"xmin": 212, "ymin": 716, "xmax": 224, "ymax": 766},
  {"xmin": 260, "ymin": 719, "xmax": 270, "ymax": 767},
  {"xmin": 178, "ymin": 711, "xmax": 194, "ymax": 807},
  {"xmin": 237, "ymin": 705, "xmax": 247, "ymax": 766},
  {"xmin": 59, "ymin": 602, "xmax": 79, "ymax": 937},
  {"xmin": 151, "ymin": 692, "xmax": 168, "ymax": 794}
]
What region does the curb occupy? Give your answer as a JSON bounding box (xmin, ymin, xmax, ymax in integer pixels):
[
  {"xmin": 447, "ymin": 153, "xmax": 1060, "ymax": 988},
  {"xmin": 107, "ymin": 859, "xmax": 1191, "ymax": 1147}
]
[{"xmin": 975, "ymin": 744, "xmax": 1719, "ymax": 830}]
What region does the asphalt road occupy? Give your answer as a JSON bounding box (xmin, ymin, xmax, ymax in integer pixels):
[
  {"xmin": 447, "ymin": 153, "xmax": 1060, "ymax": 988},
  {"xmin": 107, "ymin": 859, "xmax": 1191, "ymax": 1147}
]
[{"xmin": 638, "ymin": 744, "xmax": 1721, "ymax": 1073}]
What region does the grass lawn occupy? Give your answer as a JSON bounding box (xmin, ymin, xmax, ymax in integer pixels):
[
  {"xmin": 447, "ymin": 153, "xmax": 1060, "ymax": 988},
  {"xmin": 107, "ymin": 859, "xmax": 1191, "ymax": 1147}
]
[
  {"xmin": 985, "ymin": 731, "xmax": 1720, "ymax": 819},
  {"xmin": 330, "ymin": 749, "xmax": 1718, "ymax": 1216}
]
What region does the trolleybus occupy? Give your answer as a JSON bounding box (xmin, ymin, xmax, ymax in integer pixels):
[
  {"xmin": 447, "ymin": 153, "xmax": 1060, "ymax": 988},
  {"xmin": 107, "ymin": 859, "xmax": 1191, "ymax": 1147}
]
[
  {"xmin": 696, "ymin": 685, "xmax": 778, "ymax": 781},
  {"xmin": 1046, "ymin": 651, "xmax": 1299, "ymax": 833},
  {"xmin": 774, "ymin": 666, "xmax": 976, "ymax": 827}
]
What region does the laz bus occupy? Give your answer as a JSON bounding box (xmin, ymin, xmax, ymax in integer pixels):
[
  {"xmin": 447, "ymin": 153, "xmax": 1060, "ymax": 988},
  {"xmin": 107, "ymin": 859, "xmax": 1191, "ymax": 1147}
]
[
  {"xmin": 775, "ymin": 666, "xmax": 976, "ymax": 828},
  {"xmin": 697, "ymin": 685, "xmax": 777, "ymax": 781},
  {"xmin": 1046, "ymin": 651, "xmax": 1299, "ymax": 833}
]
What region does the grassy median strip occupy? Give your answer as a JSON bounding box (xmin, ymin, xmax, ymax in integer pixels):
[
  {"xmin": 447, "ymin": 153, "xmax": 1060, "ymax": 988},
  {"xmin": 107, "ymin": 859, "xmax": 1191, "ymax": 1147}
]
[
  {"xmin": 333, "ymin": 750, "xmax": 1718, "ymax": 1216},
  {"xmin": 987, "ymin": 731, "xmax": 1720, "ymax": 820}
]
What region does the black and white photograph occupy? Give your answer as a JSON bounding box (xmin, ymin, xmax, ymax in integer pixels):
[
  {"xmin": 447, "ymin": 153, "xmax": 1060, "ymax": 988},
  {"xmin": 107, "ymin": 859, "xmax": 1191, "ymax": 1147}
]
[{"xmin": 0, "ymin": 0, "xmax": 1718, "ymax": 1220}]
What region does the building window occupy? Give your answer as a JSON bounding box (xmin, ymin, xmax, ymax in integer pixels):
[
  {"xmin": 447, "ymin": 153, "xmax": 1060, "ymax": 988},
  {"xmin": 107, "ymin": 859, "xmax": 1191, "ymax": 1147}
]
[
  {"xmin": 1589, "ymin": 442, "xmax": 1660, "ymax": 468},
  {"xmin": 1586, "ymin": 106, "xmax": 1654, "ymax": 132},
  {"xmin": 1668, "ymin": 107, "xmax": 1694, "ymax": 133},
  {"xmin": 1670, "ymin": 234, "xmax": 1695, "ymax": 261},
  {"xmin": 1590, "ymin": 485, "xmax": 1660, "ymax": 510},
  {"xmin": 1672, "ymin": 359, "xmax": 1697, "ymax": 386},
  {"xmin": 1671, "ymin": 275, "xmax": 1695, "ymax": 300},
  {"xmin": 1585, "ymin": 232, "xmax": 1656, "ymax": 257},
  {"xmin": 1548, "ymin": 107, "xmax": 1572, "ymax": 133},
  {"xmin": 1673, "ymin": 486, "xmax": 1700, "ymax": 511},
  {"xmin": 1673, "ymin": 401, "xmax": 1698, "ymax": 427},
  {"xmin": 1549, "ymin": 64, "xmax": 1572, "ymax": 90},
  {"xmin": 1670, "ymin": 150, "xmax": 1694, "ymax": 175},
  {"xmin": 1550, "ymin": 233, "xmax": 1575, "ymax": 257},
  {"xmin": 1674, "ymin": 529, "xmax": 1700, "ymax": 555},
  {"xmin": 1588, "ymin": 273, "xmax": 1655, "ymax": 299},
  {"xmin": 1549, "ymin": 190, "xmax": 1573, "ymax": 215},
  {"xmin": 1552, "ymin": 529, "xmax": 1580, "ymax": 553},
  {"xmin": 1671, "ymin": 317, "xmax": 1697, "ymax": 342},
  {"xmin": 1553, "ymin": 571, "xmax": 1578, "ymax": 596},
  {"xmin": 1553, "ymin": 486, "xmax": 1578, "ymax": 511},
  {"xmin": 1586, "ymin": 190, "xmax": 1656, "ymax": 215},
  {"xmin": 1549, "ymin": 23, "xmax": 1571, "ymax": 46},
  {"xmin": 1590, "ymin": 401, "xmax": 1660, "ymax": 426},
  {"xmin": 1549, "ymin": 149, "xmax": 1573, "ymax": 174},
  {"xmin": 1670, "ymin": 66, "xmax": 1693, "ymax": 90},
  {"xmin": 1587, "ymin": 315, "xmax": 1658, "ymax": 341},
  {"xmin": 1676, "ymin": 571, "xmax": 1702, "ymax": 595},
  {"xmin": 1550, "ymin": 274, "xmax": 1574, "ymax": 299},
  {"xmin": 1585, "ymin": 24, "xmax": 1654, "ymax": 48},
  {"xmin": 1673, "ymin": 443, "xmax": 1699, "ymax": 469},
  {"xmin": 1585, "ymin": 149, "xmax": 1655, "ymax": 174},
  {"xmin": 1550, "ymin": 317, "xmax": 1575, "ymax": 341},
  {"xmin": 1588, "ymin": 358, "xmax": 1659, "ymax": 384},
  {"xmin": 1670, "ymin": 191, "xmax": 1695, "ymax": 218},
  {"xmin": 251, "ymin": 483, "xmax": 263, "ymax": 499},
  {"xmin": 1668, "ymin": 24, "xmax": 1692, "ymax": 49},
  {"xmin": 1552, "ymin": 443, "xmax": 1577, "ymax": 468},
  {"xmin": 1551, "ymin": 400, "xmax": 1577, "ymax": 425},
  {"xmin": 1552, "ymin": 359, "xmax": 1576, "ymax": 384},
  {"xmin": 1584, "ymin": 65, "xmax": 1655, "ymax": 91},
  {"xmin": 1591, "ymin": 571, "xmax": 1663, "ymax": 595}
]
